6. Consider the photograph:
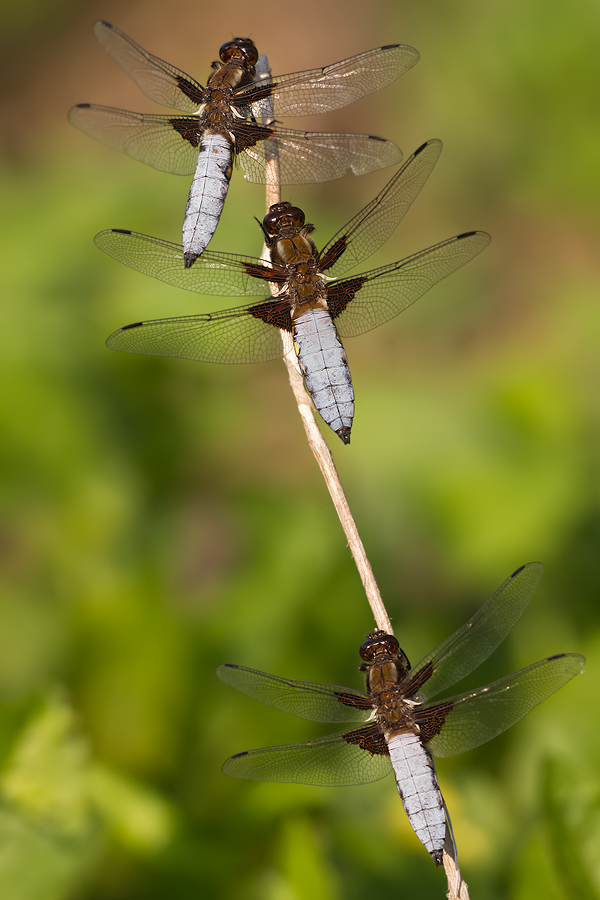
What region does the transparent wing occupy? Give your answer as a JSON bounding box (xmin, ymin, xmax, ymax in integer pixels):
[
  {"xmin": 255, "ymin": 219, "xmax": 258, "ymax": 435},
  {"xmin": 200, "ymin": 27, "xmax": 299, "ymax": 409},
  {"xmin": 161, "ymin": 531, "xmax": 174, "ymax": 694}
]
[
  {"xmin": 237, "ymin": 127, "xmax": 402, "ymax": 184},
  {"xmin": 318, "ymin": 139, "xmax": 442, "ymax": 278},
  {"xmin": 223, "ymin": 726, "xmax": 392, "ymax": 786},
  {"xmin": 95, "ymin": 230, "xmax": 272, "ymax": 298},
  {"xmin": 423, "ymin": 653, "xmax": 585, "ymax": 758},
  {"xmin": 217, "ymin": 664, "xmax": 372, "ymax": 723},
  {"xmin": 93, "ymin": 20, "xmax": 203, "ymax": 111},
  {"xmin": 106, "ymin": 299, "xmax": 294, "ymax": 365},
  {"xmin": 408, "ymin": 563, "xmax": 545, "ymax": 704},
  {"xmin": 237, "ymin": 43, "xmax": 419, "ymax": 116},
  {"xmin": 329, "ymin": 231, "xmax": 491, "ymax": 338},
  {"xmin": 69, "ymin": 107, "xmax": 401, "ymax": 182},
  {"xmin": 69, "ymin": 106, "xmax": 200, "ymax": 174}
]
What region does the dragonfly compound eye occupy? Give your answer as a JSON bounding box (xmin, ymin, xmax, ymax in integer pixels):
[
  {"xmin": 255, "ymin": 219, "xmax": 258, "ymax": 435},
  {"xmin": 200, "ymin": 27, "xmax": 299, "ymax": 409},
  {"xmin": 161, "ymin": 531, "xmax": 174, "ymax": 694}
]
[
  {"xmin": 220, "ymin": 39, "xmax": 258, "ymax": 65},
  {"xmin": 359, "ymin": 631, "xmax": 399, "ymax": 660},
  {"xmin": 263, "ymin": 202, "xmax": 305, "ymax": 236},
  {"xmin": 236, "ymin": 39, "xmax": 259, "ymax": 65}
]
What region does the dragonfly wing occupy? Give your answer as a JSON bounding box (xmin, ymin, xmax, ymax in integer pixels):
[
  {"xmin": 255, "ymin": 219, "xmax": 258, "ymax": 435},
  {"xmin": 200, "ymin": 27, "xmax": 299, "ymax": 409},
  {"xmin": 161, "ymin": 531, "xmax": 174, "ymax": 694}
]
[
  {"xmin": 106, "ymin": 296, "xmax": 294, "ymax": 364},
  {"xmin": 223, "ymin": 725, "xmax": 392, "ymax": 786},
  {"xmin": 319, "ymin": 139, "xmax": 443, "ymax": 278},
  {"xmin": 420, "ymin": 653, "xmax": 585, "ymax": 758},
  {"xmin": 217, "ymin": 664, "xmax": 373, "ymax": 723},
  {"xmin": 236, "ymin": 127, "xmax": 402, "ymax": 185},
  {"xmin": 329, "ymin": 231, "xmax": 491, "ymax": 338},
  {"xmin": 95, "ymin": 230, "xmax": 273, "ymax": 298},
  {"xmin": 69, "ymin": 106, "xmax": 199, "ymax": 174},
  {"xmin": 405, "ymin": 563, "xmax": 545, "ymax": 703},
  {"xmin": 93, "ymin": 21, "xmax": 203, "ymax": 111},
  {"xmin": 238, "ymin": 44, "xmax": 419, "ymax": 116}
]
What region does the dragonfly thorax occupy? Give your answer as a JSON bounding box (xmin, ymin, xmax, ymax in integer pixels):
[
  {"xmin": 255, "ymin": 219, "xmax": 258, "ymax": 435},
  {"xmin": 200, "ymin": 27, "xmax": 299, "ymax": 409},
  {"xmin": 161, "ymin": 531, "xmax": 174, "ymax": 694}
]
[
  {"xmin": 199, "ymin": 89, "xmax": 245, "ymax": 133},
  {"xmin": 208, "ymin": 44, "xmax": 257, "ymax": 92},
  {"xmin": 365, "ymin": 659, "xmax": 403, "ymax": 692},
  {"xmin": 272, "ymin": 233, "xmax": 320, "ymax": 272},
  {"xmin": 201, "ymin": 88, "xmax": 229, "ymax": 113}
]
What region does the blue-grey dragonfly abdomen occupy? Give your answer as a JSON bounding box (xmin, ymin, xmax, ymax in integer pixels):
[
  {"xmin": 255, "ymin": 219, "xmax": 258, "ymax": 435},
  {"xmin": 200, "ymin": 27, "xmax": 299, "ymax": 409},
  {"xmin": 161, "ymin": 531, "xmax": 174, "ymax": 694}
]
[
  {"xmin": 183, "ymin": 132, "xmax": 233, "ymax": 268},
  {"xmin": 387, "ymin": 731, "xmax": 446, "ymax": 864},
  {"xmin": 293, "ymin": 306, "xmax": 354, "ymax": 444}
]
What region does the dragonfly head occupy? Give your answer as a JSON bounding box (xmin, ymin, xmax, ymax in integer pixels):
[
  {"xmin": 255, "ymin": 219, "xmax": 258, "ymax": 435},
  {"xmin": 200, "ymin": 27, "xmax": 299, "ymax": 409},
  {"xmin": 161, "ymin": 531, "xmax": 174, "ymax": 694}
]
[
  {"xmin": 359, "ymin": 631, "xmax": 411, "ymax": 672},
  {"xmin": 219, "ymin": 38, "xmax": 259, "ymax": 67},
  {"xmin": 263, "ymin": 202, "xmax": 306, "ymax": 238}
]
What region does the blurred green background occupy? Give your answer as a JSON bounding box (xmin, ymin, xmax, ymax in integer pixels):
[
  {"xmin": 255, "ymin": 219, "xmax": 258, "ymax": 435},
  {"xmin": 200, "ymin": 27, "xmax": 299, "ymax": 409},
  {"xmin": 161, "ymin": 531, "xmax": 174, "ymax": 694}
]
[{"xmin": 1, "ymin": 0, "xmax": 599, "ymax": 897}]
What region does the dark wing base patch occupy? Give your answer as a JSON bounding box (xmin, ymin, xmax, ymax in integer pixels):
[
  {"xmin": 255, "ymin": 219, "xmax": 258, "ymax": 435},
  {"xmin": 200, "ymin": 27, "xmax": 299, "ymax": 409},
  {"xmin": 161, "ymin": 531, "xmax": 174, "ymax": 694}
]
[
  {"xmin": 169, "ymin": 117, "xmax": 202, "ymax": 147},
  {"xmin": 415, "ymin": 702, "xmax": 453, "ymax": 745},
  {"xmin": 175, "ymin": 76, "xmax": 205, "ymax": 105},
  {"xmin": 327, "ymin": 277, "xmax": 368, "ymax": 319},
  {"xmin": 233, "ymin": 122, "xmax": 276, "ymax": 153},
  {"xmin": 343, "ymin": 725, "xmax": 388, "ymax": 756},
  {"xmin": 248, "ymin": 298, "xmax": 293, "ymax": 332},
  {"xmin": 333, "ymin": 690, "xmax": 374, "ymax": 711}
]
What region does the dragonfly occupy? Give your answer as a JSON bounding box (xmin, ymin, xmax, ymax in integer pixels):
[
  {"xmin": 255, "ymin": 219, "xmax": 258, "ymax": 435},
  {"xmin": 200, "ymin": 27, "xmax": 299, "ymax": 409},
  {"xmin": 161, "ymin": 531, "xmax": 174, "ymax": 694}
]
[
  {"xmin": 98, "ymin": 140, "xmax": 490, "ymax": 443},
  {"xmin": 217, "ymin": 562, "xmax": 584, "ymax": 864},
  {"xmin": 70, "ymin": 21, "xmax": 417, "ymax": 266}
]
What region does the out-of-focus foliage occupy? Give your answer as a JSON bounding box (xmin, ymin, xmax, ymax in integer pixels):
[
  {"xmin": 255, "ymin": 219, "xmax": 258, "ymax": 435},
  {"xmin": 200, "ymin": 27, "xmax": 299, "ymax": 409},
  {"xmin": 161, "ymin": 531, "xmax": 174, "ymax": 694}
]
[{"xmin": 0, "ymin": 0, "xmax": 598, "ymax": 898}]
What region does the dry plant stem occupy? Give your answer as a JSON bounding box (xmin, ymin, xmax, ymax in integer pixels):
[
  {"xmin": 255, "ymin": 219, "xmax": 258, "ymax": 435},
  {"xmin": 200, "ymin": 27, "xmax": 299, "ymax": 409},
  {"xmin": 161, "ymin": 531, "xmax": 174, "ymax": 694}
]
[
  {"xmin": 281, "ymin": 340, "xmax": 392, "ymax": 633},
  {"xmin": 443, "ymin": 854, "xmax": 470, "ymax": 900},
  {"xmin": 443, "ymin": 830, "xmax": 469, "ymax": 900},
  {"xmin": 255, "ymin": 55, "xmax": 391, "ymax": 635},
  {"xmin": 255, "ymin": 55, "xmax": 468, "ymax": 899}
]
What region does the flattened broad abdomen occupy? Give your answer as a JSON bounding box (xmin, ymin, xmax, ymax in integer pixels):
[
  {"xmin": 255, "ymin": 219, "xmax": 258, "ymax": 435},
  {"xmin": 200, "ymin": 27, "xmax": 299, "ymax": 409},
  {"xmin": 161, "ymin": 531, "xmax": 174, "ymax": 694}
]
[
  {"xmin": 183, "ymin": 132, "xmax": 233, "ymax": 267},
  {"xmin": 387, "ymin": 731, "xmax": 446, "ymax": 865},
  {"xmin": 293, "ymin": 307, "xmax": 354, "ymax": 444}
]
